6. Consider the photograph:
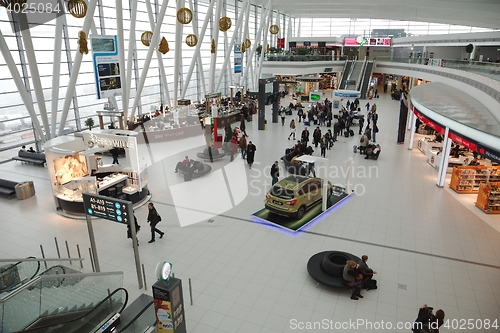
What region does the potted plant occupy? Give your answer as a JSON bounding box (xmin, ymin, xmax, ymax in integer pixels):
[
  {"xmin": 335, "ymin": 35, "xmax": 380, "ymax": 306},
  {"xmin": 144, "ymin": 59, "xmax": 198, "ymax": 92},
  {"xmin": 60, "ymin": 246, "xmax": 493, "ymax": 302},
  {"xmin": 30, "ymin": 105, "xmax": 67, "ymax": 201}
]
[
  {"xmin": 256, "ymin": 44, "xmax": 262, "ymax": 56},
  {"xmin": 84, "ymin": 117, "xmax": 95, "ymax": 130}
]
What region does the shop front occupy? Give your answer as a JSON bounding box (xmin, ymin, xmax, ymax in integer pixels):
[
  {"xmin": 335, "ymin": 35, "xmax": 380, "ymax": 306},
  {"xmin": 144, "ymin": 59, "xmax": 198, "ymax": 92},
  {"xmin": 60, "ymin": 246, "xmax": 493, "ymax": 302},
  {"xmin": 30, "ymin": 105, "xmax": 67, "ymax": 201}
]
[{"xmin": 44, "ymin": 130, "xmax": 150, "ymax": 218}]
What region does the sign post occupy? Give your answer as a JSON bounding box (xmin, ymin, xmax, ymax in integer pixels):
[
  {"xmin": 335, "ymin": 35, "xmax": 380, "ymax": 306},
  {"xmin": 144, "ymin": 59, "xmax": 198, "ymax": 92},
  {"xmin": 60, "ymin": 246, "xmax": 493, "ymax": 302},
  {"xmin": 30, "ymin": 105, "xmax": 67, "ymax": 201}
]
[{"xmin": 83, "ymin": 193, "xmax": 143, "ymax": 289}]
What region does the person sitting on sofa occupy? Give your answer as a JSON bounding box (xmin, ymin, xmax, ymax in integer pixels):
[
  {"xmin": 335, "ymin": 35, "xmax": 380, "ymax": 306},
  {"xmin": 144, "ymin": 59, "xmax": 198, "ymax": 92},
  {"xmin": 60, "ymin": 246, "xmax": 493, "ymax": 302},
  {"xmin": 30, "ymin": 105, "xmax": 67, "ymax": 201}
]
[
  {"xmin": 291, "ymin": 154, "xmax": 303, "ymax": 165},
  {"xmin": 342, "ymin": 260, "xmax": 364, "ymax": 300},
  {"xmin": 174, "ymin": 156, "xmax": 191, "ymax": 173},
  {"xmin": 359, "ymin": 133, "xmax": 369, "ymax": 154},
  {"xmin": 365, "ymin": 144, "xmax": 381, "ymax": 159}
]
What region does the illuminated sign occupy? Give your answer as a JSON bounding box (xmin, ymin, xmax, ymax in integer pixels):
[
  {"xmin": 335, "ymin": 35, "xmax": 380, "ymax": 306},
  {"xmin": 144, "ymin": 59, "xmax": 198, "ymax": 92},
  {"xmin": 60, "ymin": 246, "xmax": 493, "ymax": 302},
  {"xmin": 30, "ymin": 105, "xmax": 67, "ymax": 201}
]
[
  {"xmin": 344, "ymin": 37, "xmax": 391, "ymax": 47},
  {"xmin": 83, "ymin": 193, "xmax": 132, "ymax": 223}
]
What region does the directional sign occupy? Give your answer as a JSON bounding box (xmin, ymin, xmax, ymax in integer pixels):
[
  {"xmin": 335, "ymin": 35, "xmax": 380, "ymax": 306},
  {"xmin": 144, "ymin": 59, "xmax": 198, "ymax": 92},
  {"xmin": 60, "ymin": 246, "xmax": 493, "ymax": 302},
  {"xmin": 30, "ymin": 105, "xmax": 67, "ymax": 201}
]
[{"xmin": 82, "ymin": 193, "xmax": 132, "ymax": 224}]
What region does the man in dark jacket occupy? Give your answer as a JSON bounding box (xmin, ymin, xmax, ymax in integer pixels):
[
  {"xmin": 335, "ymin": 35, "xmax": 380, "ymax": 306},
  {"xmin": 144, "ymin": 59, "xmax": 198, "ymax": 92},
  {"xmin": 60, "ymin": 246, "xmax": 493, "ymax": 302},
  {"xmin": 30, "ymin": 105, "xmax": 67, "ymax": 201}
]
[
  {"xmin": 301, "ymin": 127, "xmax": 309, "ymax": 145},
  {"xmin": 271, "ymin": 161, "xmax": 279, "ymax": 186},
  {"xmin": 147, "ymin": 202, "xmax": 164, "ymax": 243},
  {"xmin": 313, "ymin": 127, "xmax": 322, "ymax": 148}
]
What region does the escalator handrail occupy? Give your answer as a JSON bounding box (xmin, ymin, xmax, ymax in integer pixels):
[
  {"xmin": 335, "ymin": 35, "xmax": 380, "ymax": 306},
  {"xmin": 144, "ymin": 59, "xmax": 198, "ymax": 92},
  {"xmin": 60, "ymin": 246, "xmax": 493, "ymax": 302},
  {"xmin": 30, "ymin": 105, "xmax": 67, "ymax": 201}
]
[
  {"xmin": 15, "ymin": 287, "xmax": 129, "ymax": 333},
  {"xmin": 1, "ymin": 271, "xmax": 123, "ymax": 303},
  {"xmin": 359, "ymin": 61, "xmax": 372, "ymax": 96},
  {"xmin": 340, "ymin": 60, "xmax": 351, "ymax": 89},
  {"xmin": 116, "ymin": 300, "xmax": 155, "ymax": 332},
  {"xmin": 355, "ymin": 59, "xmax": 367, "ymax": 91},
  {"xmin": 38, "ymin": 264, "xmax": 67, "ymax": 288},
  {"xmin": 0, "ymin": 257, "xmax": 40, "ymax": 293}
]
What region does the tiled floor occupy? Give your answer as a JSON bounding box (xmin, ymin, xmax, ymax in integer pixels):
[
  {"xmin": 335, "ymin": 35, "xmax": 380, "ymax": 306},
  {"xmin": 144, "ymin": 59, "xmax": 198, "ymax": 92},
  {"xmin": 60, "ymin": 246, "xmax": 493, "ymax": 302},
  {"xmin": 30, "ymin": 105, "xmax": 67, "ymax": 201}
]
[{"xmin": 1, "ymin": 89, "xmax": 499, "ymax": 332}]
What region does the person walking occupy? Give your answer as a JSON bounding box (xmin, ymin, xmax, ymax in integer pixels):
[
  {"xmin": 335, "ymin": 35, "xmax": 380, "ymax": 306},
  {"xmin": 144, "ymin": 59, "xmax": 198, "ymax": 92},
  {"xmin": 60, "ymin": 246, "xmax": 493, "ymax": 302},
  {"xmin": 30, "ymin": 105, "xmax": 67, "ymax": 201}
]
[
  {"xmin": 358, "ymin": 115, "xmax": 365, "ymax": 135},
  {"xmin": 371, "ymin": 110, "xmax": 379, "ymax": 142},
  {"xmin": 239, "ymin": 135, "xmax": 247, "ymax": 159},
  {"xmin": 313, "ymin": 127, "xmax": 322, "ymax": 148},
  {"xmin": 301, "ymin": 127, "xmax": 310, "ymax": 146},
  {"xmin": 111, "ymin": 148, "xmax": 120, "ymax": 165},
  {"xmin": 147, "ymin": 202, "xmax": 164, "ymax": 243},
  {"xmin": 365, "ymin": 102, "xmax": 370, "ymax": 112},
  {"xmin": 297, "ymin": 108, "xmax": 303, "ymax": 123},
  {"xmin": 246, "ymin": 141, "xmax": 256, "ymax": 169},
  {"xmin": 280, "ymin": 108, "xmax": 286, "ymax": 126},
  {"xmin": 271, "ymin": 161, "xmax": 279, "ymax": 186},
  {"xmin": 288, "ymin": 119, "xmax": 296, "ymax": 140},
  {"xmin": 127, "ymin": 212, "xmax": 141, "ymax": 247},
  {"xmin": 320, "ymin": 135, "xmax": 327, "ymax": 158},
  {"xmin": 240, "ymin": 117, "xmax": 247, "ymax": 137},
  {"xmin": 228, "ymin": 135, "xmax": 238, "ymax": 162}
]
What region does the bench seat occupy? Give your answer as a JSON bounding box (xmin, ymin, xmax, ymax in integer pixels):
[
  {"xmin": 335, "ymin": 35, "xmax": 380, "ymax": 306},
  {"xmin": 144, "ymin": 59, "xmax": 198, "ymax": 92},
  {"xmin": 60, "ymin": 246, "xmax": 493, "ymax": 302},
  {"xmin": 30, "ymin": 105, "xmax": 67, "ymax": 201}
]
[{"xmin": 12, "ymin": 151, "xmax": 46, "ymax": 166}]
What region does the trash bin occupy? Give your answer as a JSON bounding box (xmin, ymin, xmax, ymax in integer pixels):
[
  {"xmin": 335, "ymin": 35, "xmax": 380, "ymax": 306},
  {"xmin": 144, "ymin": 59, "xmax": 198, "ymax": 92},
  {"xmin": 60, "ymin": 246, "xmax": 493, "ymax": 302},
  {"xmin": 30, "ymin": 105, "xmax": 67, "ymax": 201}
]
[{"xmin": 15, "ymin": 181, "xmax": 35, "ymax": 200}]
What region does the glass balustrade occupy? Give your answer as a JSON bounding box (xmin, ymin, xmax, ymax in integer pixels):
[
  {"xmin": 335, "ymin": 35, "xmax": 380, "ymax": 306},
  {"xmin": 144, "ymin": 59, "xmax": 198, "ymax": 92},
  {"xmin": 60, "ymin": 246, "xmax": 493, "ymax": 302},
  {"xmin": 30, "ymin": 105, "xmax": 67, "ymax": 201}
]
[
  {"xmin": 0, "ymin": 271, "xmax": 123, "ymax": 333},
  {"xmin": 0, "ymin": 258, "xmax": 84, "ymax": 298},
  {"xmin": 119, "ymin": 301, "xmax": 156, "ymax": 333}
]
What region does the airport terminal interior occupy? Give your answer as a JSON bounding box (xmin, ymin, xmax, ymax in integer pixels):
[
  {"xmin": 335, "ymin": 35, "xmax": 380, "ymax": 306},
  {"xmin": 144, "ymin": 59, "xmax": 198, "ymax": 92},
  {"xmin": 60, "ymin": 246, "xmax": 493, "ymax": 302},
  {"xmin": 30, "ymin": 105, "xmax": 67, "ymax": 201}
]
[{"xmin": 0, "ymin": 0, "xmax": 500, "ymax": 332}]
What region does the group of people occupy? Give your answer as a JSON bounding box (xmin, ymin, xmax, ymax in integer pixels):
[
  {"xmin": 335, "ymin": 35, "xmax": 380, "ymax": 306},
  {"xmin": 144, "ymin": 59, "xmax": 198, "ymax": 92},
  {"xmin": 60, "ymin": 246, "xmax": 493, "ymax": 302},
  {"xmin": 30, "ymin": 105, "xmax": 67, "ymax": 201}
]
[
  {"xmin": 20, "ymin": 145, "xmax": 36, "ymax": 153},
  {"xmin": 126, "ymin": 202, "xmax": 165, "ymax": 245},
  {"xmin": 342, "ymin": 255, "xmax": 378, "ymax": 300}
]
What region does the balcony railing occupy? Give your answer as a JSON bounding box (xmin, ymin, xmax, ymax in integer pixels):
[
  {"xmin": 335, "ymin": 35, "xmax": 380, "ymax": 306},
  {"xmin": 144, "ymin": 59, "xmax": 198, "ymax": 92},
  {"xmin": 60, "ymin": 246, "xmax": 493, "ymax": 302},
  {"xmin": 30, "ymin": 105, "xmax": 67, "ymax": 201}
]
[{"xmin": 263, "ymin": 54, "xmax": 343, "ymax": 62}]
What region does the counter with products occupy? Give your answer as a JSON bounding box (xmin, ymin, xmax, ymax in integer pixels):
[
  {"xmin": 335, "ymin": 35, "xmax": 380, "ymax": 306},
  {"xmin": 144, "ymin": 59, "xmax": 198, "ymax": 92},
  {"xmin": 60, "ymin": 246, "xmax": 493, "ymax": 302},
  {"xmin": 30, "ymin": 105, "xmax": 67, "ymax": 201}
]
[
  {"xmin": 45, "ymin": 132, "xmax": 150, "ymax": 218},
  {"xmin": 475, "ymin": 182, "xmax": 500, "ymax": 214}
]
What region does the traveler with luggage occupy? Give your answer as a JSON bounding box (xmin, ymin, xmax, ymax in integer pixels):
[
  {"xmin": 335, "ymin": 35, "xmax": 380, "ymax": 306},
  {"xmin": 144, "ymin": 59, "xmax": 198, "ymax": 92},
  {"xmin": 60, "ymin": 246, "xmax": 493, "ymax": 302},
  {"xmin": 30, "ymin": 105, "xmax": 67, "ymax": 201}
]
[{"xmin": 288, "ymin": 119, "xmax": 296, "ymax": 140}]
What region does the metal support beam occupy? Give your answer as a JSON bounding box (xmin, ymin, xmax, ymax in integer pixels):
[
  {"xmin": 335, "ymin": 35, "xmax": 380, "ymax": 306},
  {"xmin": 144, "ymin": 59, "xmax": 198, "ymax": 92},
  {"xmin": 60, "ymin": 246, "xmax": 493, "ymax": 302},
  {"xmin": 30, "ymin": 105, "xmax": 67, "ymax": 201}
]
[
  {"xmin": 174, "ymin": 0, "xmax": 185, "ymax": 107},
  {"xmin": 209, "ymin": 0, "xmax": 224, "ymax": 93}
]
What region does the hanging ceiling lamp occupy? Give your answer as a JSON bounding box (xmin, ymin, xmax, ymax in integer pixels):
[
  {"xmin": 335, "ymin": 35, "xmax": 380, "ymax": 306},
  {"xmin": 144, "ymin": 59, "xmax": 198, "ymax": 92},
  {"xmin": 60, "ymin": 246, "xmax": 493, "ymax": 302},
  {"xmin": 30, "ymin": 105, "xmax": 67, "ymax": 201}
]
[
  {"xmin": 244, "ymin": 38, "xmax": 251, "ymax": 49},
  {"xmin": 141, "ymin": 31, "xmax": 153, "ymax": 47},
  {"xmin": 219, "ymin": 17, "xmax": 232, "ymax": 32},
  {"xmin": 0, "ymin": 0, "xmax": 26, "ymax": 8},
  {"xmin": 185, "ymin": 34, "xmax": 198, "ymax": 47},
  {"xmin": 269, "ymin": 25, "xmax": 279, "ymax": 35},
  {"xmin": 176, "ymin": 7, "xmax": 193, "ymax": 24},
  {"xmin": 67, "ymin": 0, "xmax": 88, "ymax": 18}
]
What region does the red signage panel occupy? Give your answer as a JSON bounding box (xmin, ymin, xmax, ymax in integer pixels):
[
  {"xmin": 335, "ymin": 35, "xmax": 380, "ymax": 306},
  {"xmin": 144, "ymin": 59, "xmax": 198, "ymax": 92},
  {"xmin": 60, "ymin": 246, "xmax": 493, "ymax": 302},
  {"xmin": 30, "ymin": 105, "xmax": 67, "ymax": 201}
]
[
  {"xmin": 448, "ymin": 132, "xmax": 478, "ymax": 153},
  {"xmin": 412, "ymin": 107, "xmax": 445, "ymax": 134}
]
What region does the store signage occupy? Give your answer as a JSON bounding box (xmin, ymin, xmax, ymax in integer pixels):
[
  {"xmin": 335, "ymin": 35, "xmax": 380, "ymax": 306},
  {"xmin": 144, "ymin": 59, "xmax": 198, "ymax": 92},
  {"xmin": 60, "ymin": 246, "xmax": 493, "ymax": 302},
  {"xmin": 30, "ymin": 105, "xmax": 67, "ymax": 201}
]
[
  {"xmin": 412, "ymin": 108, "xmax": 445, "ymax": 134},
  {"xmin": 86, "ymin": 132, "xmax": 135, "ymax": 149},
  {"xmin": 91, "ymin": 35, "xmax": 122, "ymax": 99},
  {"xmin": 334, "ymin": 90, "xmax": 360, "ymax": 98},
  {"xmin": 448, "ymin": 131, "xmax": 478, "ymax": 152},
  {"xmin": 234, "ymin": 43, "xmax": 242, "ymax": 74},
  {"xmin": 344, "ymin": 37, "xmax": 368, "ymax": 47},
  {"xmin": 478, "ymin": 145, "xmax": 500, "ymax": 163},
  {"xmin": 82, "ymin": 193, "xmax": 132, "ymax": 224}
]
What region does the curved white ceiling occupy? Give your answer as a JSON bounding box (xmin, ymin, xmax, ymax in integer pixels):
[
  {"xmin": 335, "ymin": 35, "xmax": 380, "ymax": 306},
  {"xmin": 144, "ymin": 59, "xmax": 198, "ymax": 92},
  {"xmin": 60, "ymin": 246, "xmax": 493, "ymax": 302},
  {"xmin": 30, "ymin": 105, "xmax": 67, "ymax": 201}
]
[{"xmin": 251, "ymin": 0, "xmax": 500, "ymax": 30}]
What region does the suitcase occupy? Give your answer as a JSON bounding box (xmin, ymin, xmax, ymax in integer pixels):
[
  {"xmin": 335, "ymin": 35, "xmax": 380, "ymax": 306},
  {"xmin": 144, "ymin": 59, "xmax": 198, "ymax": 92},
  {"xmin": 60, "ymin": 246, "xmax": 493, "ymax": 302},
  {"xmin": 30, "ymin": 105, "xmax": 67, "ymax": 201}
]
[
  {"xmin": 327, "ymin": 121, "xmax": 331, "ymax": 127},
  {"xmin": 353, "ymin": 145, "xmax": 357, "ymax": 153},
  {"xmin": 344, "ymin": 131, "xmax": 349, "ymax": 138},
  {"xmin": 184, "ymin": 172, "xmax": 193, "ymax": 182},
  {"xmin": 313, "ymin": 119, "xmax": 318, "ymax": 125},
  {"xmin": 349, "ymin": 129, "xmax": 355, "ymax": 136},
  {"xmin": 304, "ymin": 121, "xmax": 310, "ymax": 126}
]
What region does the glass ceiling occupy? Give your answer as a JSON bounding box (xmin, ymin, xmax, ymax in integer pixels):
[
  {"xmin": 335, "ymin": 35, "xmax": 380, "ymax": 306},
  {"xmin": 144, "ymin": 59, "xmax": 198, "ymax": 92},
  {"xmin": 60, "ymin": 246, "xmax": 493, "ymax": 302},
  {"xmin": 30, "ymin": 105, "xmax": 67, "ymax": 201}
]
[{"xmin": 410, "ymin": 82, "xmax": 500, "ymax": 138}]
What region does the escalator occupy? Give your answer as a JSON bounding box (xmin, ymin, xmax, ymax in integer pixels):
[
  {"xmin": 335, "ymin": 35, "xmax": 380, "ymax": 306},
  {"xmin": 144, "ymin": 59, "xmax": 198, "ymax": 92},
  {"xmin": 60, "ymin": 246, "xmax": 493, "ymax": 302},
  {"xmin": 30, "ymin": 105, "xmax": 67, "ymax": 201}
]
[
  {"xmin": 360, "ymin": 61, "xmax": 374, "ymax": 98},
  {"xmin": 338, "ymin": 60, "xmax": 352, "ymax": 89},
  {"xmin": 347, "ymin": 61, "xmax": 364, "ymax": 90},
  {"xmin": 16, "ymin": 288, "xmax": 128, "ymax": 333}
]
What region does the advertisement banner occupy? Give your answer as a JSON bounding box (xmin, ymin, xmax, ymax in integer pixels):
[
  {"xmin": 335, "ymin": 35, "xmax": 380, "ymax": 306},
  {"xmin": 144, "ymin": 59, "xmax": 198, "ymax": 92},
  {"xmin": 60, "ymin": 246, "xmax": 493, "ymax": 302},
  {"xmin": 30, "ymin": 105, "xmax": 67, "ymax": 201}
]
[
  {"xmin": 448, "ymin": 131, "xmax": 479, "ymax": 153},
  {"xmin": 91, "ymin": 35, "xmax": 122, "ymax": 99},
  {"xmin": 234, "ymin": 43, "xmax": 242, "ymax": 74},
  {"xmin": 478, "ymin": 145, "xmax": 500, "ymax": 163}
]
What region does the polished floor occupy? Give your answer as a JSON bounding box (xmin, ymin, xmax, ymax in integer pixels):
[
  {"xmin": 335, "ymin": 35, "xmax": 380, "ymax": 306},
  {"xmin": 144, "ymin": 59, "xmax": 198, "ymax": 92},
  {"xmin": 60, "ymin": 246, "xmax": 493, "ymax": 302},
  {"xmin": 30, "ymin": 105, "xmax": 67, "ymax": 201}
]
[{"xmin": 1, "ymin": 90, "xmax": 499, "ymax": 333}]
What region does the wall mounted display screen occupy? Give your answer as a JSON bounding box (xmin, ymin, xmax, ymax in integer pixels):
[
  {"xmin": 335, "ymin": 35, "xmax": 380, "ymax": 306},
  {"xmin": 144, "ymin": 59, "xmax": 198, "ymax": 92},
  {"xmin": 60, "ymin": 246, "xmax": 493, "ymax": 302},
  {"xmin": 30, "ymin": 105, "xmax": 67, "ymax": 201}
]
[
  {"xmin": 303, "ymin": 42, "xmax": 311, "ymax": 46},
  {"xmin": 344, "ymin": 37, "xmax": 360, "ymax": 46},
  {"xmin": 310, "ymin": 93, "xmax": 321, "ymax": 101},
  {"xmin": 369, "ymin": 37, "xmax": 391, "ymax": 46}
]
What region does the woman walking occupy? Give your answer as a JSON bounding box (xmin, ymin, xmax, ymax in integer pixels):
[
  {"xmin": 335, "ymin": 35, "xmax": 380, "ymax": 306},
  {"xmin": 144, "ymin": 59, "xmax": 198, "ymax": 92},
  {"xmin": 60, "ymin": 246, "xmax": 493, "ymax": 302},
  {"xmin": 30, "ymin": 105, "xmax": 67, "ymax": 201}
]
[
  {"xmin": 288, "ymin": 119, "xmax": 296, "ymax": 140},
  {"xmin": 320, "ymin": 135, "xmax": 327, "ymax": 158}
]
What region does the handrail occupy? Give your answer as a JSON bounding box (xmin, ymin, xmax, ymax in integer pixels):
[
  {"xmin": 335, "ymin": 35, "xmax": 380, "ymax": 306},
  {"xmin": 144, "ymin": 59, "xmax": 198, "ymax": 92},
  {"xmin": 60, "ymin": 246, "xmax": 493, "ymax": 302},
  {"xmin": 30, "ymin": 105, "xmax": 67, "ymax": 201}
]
[
  {"xmin": 340, "ymin": 60, "xmax": 350, "ymax": 89},
  {"xmin": 15, "ymin": 287, "xmax": 129, "ymax": 333},
  {"xmin": 0, "ymin": 257, "xmax": 39, "ymax": 293},
  {"xmin": 117, "ymin": 300, "xmax": 155, "ymax": 332},
  {"xmin": 347, "ymin": 60, "xmax": 356, "ymax": 81},
  {"xmin": 0, "ymin": 271, "xmax": 123, "ymax": 303},
  {"xmin": 0, "ymin": 258, "xmax": 84, "ymax": 263},
  {"xmin": 356, "ymin": 59, "xmax": 367, "ymax": 91}
]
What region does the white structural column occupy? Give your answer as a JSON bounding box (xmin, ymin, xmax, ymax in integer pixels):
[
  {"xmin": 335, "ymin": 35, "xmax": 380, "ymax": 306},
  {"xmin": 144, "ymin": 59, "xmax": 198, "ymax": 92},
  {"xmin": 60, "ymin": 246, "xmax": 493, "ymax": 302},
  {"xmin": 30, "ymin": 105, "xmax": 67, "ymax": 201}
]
[
  {"xmin": 240, "ymin": 1, "xmax": 271, "ymax": 88},
  {"xmin": 407, "ymin": 98, "xmax": 413, "ymax": 130},
  {"xmin": 215, "ymin": 0, "xmax": 249, "ymax": 92},
  {"xmin": 124, "ymin": 0, "xmax": 138, "ymax": 120},
  {"xmin": 408, "ymin": 107, "xmax": 417, "ymax": 150},
  {"xmin": 51, "ymin": 14, "xmax": 64, "ymax": 138},
  {"xmin": 287, "ymin": 16, "xmax": 292, "ymax": 46},
  {"xmin": 145, "ymin": 0, "xmax": 171, "ymax": 108},
  {"xmin": 208, "ymin": 0, "xmax": 224, "ymax": 93},
  {"xmin": 174, "ymin": 0, "xmax": 185, "ymax": 106},
  {"xmin": 437, "ymin": 127, "xmax": 452, "ymax": 187},
  {"xmin": 188, "ymin": 0, "xmax": 207, "ymax": 98},
  {"xmin": 115, "ymin": 0, "xmax": 127, "ymax": 118},
  {"xmin": 58, "ymin": 0, "xmax": 98, "ymax": 136},
  {"xmin": 0, "ymin": 31, "xmax": 45, "ymax": 142},
  {"xmin": 180, "ymin": 0, "xmax": 217, "ymax": 99},
  {"xmin": 239, "ymin": 0, "xmax": 251, "ymax": 87},
  {"xmin": 256, "ymin": 10, "xmax": 271, "ymax": 85},
  {"xmin": 129, "ymin": 0, "xmax": 170, "ymax": 120},
  {"xmin": 18, "ymin": 13, "xmax": 50, "ymax": 140}
]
